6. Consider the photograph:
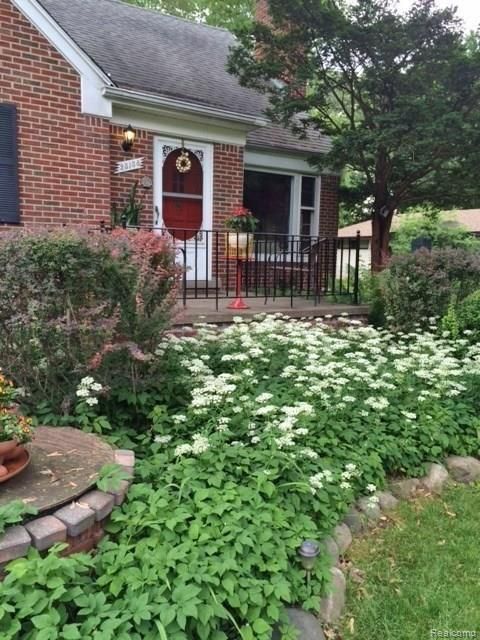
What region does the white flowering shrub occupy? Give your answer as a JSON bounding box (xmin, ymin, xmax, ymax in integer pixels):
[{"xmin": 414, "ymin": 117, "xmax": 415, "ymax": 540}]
[
  {"xmin": 3, "ymin": 315, "xmax": 480, "ymax": 640},
  {"xmin": 154, "ymin": 314, "xmax": 480, "ymax": 480}
]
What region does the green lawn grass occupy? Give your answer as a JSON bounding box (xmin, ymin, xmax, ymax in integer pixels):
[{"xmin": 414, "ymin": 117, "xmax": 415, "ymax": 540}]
[{"xmin": 341, "ymin": 484, "xmax": 480, "ymax": 640}]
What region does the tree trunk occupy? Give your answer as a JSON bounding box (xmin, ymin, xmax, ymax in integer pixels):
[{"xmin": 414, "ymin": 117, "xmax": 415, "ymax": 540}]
[
  {"xmin": 371, "ymin": 207, "xmax": 393, "ymax": 272},
  {"xmin": 371, "ymin": 149, "xmax": 394, "ymax": 271}
]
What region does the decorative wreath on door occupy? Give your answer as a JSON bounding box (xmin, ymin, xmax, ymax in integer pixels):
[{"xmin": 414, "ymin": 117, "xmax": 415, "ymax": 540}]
[{"xmin": 176, "ymin": 149, "xmax": 192, "ymax": 174}]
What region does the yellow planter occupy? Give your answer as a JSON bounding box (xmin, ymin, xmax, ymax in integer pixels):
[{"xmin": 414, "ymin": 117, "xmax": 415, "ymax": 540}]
[{"xmin": 225, "ymin": 232, "xmax": 254, "ymax": 260}]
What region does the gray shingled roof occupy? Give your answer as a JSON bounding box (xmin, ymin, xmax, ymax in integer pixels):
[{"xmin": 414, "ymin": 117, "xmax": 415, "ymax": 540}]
[
  {"xmin": 247, "ymin": 120, "xmax": 331, "ymax": 155},
  {"xmin": 38, "ymin": 0, "xmax": 330, "ymax": 154},
  {"xmin": 39, "ymin": 0, "xmax": 266, "ymax": 117}
]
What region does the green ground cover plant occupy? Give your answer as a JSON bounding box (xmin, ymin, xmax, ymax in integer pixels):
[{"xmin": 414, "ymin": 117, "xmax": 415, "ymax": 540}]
[
  {"xmin": 2, "ymin": 316, "xmax": 480, "ymax": 638},
  {"xmin": 341, "ymin": 483, "xmax": 480, "ymax": 639}
]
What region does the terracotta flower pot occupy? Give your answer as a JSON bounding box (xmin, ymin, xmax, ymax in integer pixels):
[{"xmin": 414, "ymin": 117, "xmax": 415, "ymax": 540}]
[
  {"xmin": 4, "ymin": 443, "xmax": 25, "ymax": 462},
  {"xmin": 0, "ymin": 440, "xmax": 17, "ymax": 465}
]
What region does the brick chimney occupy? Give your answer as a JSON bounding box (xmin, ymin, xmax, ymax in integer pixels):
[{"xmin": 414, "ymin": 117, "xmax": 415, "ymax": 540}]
[
  {"xmin": 255, "ymin": 0, "xmax": 272, "ymax": 24},
  {"xmin": 255, "ymin": 0, "xmax": 306, "ymax": 98}
]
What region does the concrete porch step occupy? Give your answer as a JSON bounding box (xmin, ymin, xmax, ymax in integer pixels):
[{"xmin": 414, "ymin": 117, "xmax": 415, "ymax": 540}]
[{"xmin": 173, "ymin": 299, "xmax": 369, "ymax": 326}]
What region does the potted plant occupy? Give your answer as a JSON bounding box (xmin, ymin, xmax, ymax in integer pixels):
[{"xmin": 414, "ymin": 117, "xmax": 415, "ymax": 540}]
[
  {"xmin": 0, "ymin": 374, "xmax": 33, "ymax": 468},
  {"xmin": 224, "ymin": 206, "xmax": 259, "ymax": 259},
  {"xmin": 111, "ymin": 181, "xmax": 144, "ymax": 229}
]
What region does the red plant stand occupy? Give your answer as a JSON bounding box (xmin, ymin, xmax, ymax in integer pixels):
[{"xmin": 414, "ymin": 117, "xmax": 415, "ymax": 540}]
[{"xmin": 228, "ymin": 258, "xmax": 249, "ymax": 310}]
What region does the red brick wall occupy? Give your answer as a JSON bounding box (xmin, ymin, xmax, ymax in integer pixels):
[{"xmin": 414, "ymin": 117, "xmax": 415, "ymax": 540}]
[
  {"xmin": 212, "ymin": 144, "xmax": 245, "ymax": 229},
  {"xmin": 110, "ymin": 126, "xmax": 154, "ymax": 227},
  {"xmin": 319, "ymin": 174, "xmax": 339, "ymax": 238},
  {"xmin": 0, "ymin": 0, "xmax": 111, "ymax": 227},
  {"xmin": 211, "ymin": 144, "xmax": 245, "ymax": 282}
]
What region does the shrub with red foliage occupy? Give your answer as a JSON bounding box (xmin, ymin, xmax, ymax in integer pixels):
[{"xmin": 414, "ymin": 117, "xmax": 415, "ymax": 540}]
[{"xmin": 0, "ymin": 227, "xmax": 180, "ymax": 413}]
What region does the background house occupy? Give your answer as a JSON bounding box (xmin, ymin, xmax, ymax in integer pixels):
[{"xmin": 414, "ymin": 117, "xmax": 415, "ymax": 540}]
[
  {"xmin": 337, "ymin": 209, "xmax": 480, "ymax": 273},
  {"xmin": 0, "ymin": 0, "xmax": 341, "ymax": 286}
]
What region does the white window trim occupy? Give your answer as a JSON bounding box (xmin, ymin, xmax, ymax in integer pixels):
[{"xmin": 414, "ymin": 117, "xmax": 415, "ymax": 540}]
[
  {"xmin": 292, "ymin": 175, "xmax": 321, "ymax": 237},
  {"xmin": 245, "ymin": 168, "xmax": 321, "ymax": 239}
]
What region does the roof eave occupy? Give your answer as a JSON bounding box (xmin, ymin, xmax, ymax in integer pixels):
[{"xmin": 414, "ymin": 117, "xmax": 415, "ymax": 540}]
[
  {"xmin": 246, "ymin": 142, "xmax": 330, "ymax": 156},
  {"xmin": 103, "ymin": 87, "xmax": 270, "ymax": 129}
]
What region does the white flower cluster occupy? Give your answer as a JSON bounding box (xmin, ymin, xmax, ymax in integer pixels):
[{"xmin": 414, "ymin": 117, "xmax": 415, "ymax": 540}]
[
  {"xmin": 76, "ymin": 376, "xmax": 103, "ymax": 406},
  {"xmin": 190, "ymin": 373, "xmax": 237, "ymax": 412},
  {"xmin": 256, "ymin": 392, "xmax": 274, "ymax": 403},
  {"xmin": 339, "ymin": 463, "xmax": 361, "ymax": 490},
  {"xmin": 309, "ymin": 469, "xmax": 334, "ymax": 493},
  {"xmin": 174, "ymin": 433, "xmax": 210, "ymax": 458},
  {"xmin": 365, "ymin": 483, "xmax": 379, "ymax": 507},
  {"xmin": 364, "ymin": 396, "xmax": 390, "ymax": 411},
  {"xmin": 216, "ymin": 417, "xmax": 231, "ymax": 433}
]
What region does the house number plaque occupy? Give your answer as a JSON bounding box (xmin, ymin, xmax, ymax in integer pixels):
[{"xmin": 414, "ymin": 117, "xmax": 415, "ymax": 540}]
[{"xmin": 114, "ymin": 157, "xmax": 145, "ymax": 174}]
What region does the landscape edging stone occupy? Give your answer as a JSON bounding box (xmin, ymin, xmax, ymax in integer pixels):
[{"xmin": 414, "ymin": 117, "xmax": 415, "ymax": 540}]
[
  {"xmin": 0, "ymin": 449, "xmax": 135, "ymax": 574},
  {"xmin": 314, "ymin": 455, "xmax": 478, "ymax": 631}
]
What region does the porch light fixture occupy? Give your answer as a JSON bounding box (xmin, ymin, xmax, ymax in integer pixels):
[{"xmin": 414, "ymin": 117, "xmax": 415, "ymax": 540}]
[
  {"xmin": 298, "ymin": 540, "xmax": 320, "ymax": 572},
  {"xmin": 121, "ymin": 125, "xmax": 136, "ymax": 152}
]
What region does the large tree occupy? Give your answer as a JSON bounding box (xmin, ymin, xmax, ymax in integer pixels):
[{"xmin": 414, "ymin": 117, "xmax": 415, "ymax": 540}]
[
  {"xmin": 123, "ymin": 0, "xmax": 254, "ymax": 30},
  {"xmin": 229, "ymin": 0, "xmax": 480, "ymax": 270}
]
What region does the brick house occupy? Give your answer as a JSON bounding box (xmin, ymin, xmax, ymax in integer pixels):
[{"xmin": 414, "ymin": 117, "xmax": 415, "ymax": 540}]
[{"xmin": 0, "ymin": 0, "xmax": 340, "ymax": 285}]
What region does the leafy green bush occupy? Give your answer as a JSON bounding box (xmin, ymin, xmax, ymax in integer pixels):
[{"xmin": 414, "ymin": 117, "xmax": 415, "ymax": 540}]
[
  {"xmin": 0, "ymin": 228, "xmax": 180, "ymax": 415},
  {"xmin": 378, "ymin": 248, "xmax": 480, "ymax": 329},
  {"xmin": 447, "ymin": 289, "xmax": 480, "ymax": 342},
  {"xmin": 440, "ymin": 297, "xmax": 461, "ymax": 339},
  {"xmin": 0, "ymin": 546, "xmax": 97, "ymax": 639},
  {"xmin": 358, "ymin": 270, "xmax": 386, "ymax": 326},
  {"xmin": 391, "ymin": 207, "xmax": 479, "ymax": 254}
]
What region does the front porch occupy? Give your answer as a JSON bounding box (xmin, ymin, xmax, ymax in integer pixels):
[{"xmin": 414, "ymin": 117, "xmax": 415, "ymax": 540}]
[
  {"xmin": 169, "ymin": 229, "xmax": 361, "ymax": 302},
  {"xmin": 174, "ymin": 297, "xmax": 369, "ymax": 325},
  {"xmin": 110, "ymin": 224, "xmax": 364, "ymax": 322}
]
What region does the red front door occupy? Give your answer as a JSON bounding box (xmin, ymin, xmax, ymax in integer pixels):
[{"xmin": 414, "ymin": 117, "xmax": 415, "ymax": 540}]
[{"xmin": 162, "ymin": 149, "xmax": 203, "ymax": 241}]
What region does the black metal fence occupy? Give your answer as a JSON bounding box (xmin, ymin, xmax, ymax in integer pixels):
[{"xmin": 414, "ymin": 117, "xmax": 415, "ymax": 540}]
[{"xmin": 145, "ymin": 228, "xmax": 361, "ymax": 309}]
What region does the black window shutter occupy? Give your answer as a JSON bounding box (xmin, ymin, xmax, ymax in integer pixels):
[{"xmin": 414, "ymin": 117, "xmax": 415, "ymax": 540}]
[{"xmin": 0, "ymin": 104, "xmax": 20, "ymax": 224}]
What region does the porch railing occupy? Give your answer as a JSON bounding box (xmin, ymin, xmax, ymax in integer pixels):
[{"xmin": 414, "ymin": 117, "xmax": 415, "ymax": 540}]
[
  {"xmin": 102, "ymin": 222, "xmax": 361, "ymax": 308},
  {"xmin": 142, "ymin": 228, "xmax": 362, "ymax": 309}
]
